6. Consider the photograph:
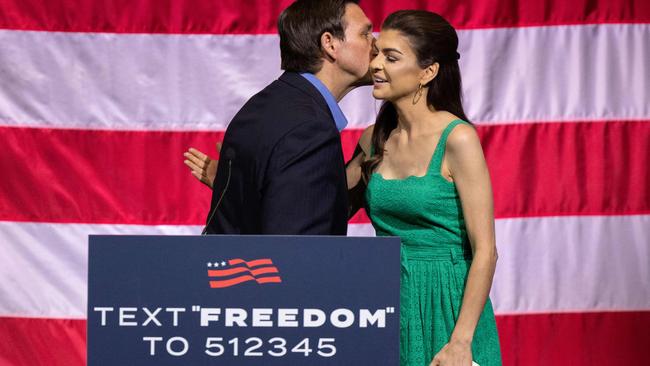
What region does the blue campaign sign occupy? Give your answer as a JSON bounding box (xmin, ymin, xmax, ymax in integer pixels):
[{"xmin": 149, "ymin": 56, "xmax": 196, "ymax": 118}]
[{"xmin": 87, "ymin": 235, "xmax": 401, "ymax": 365}]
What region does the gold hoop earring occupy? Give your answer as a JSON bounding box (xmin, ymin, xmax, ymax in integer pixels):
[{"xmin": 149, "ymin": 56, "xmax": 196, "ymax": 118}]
[{"xmin": 412, "ymin": 83, "xmax": 424, "ymax": 105}]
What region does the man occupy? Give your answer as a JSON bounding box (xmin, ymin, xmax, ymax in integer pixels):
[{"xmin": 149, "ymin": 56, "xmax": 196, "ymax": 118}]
[{"xmin": 188, "ymin": 0, "xmax": 374, "ymax": 234}]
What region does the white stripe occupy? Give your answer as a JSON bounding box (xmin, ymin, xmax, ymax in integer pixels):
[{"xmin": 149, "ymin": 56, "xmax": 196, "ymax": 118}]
[
  {"xmin": 491, "ymin": 215, "xmax": 650, "ymax": 314},
  {"xmin": 1, "ymin": 217, "xmax": 648, "ymax": 318},
  {"xmin": 459, "ymin": 24, "xmax": 650, "ymax": 126},
  {"xmin": 347, "ymin": 223, "xmax": 376, "ymax": 236},
  {"xmin": 0, "ymin": 222, "xmax": 201, "ymax": 318},
  {"xmin": 0, "ymin": 24, "xmax": 648, "ymax": 131},
  {"xmin": 0, "ymin": 221, "xmax": 369, "ymax": 318}
]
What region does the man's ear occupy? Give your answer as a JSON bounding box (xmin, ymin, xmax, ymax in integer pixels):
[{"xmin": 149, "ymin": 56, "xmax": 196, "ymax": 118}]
[
  {"xmin": 421, "ymin": 62, "xmax": 439, "ymax": 85},
  {"xmin": 320, "ymin": 32, "xmax": 337, "ymax": 61}
]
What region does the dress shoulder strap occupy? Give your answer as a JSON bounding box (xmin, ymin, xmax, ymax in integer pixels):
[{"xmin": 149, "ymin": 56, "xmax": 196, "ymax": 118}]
[{"xmin": 427, "ymin": 119, "xmax": 468, "ymax": 175}]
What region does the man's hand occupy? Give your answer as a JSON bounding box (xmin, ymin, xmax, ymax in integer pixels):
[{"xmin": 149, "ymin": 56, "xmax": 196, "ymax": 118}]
[{"xmin": 183, "ymin": 142, "xmax": 220, "ymax": 189}]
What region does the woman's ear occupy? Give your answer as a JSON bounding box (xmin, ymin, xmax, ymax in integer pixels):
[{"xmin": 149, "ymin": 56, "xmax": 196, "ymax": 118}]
[{"xmin": 421, "ymin": 62, "xmax": 439, "ymax": 85}]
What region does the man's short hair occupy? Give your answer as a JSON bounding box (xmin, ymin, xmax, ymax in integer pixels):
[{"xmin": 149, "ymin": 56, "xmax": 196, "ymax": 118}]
[{"xmin": 278, "ymin": 0, "xmax": 360, "ymax": 74}]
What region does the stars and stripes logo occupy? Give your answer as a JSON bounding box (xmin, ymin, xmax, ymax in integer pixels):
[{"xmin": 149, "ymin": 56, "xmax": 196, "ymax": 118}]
[{"xmin": 207, "ymin": 258, "xmax": 282, "ymax": 288}]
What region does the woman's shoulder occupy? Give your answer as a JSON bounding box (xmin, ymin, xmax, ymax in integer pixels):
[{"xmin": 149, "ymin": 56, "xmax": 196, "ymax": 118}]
[{"xmin": 444, "ymin": 117, "xmax": 481, "ymax": 154}]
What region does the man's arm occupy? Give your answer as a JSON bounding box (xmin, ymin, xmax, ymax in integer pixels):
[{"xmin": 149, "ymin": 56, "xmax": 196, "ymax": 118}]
[{"xmin": 345, "ymin": 124, "xmax": 374, "ymax": 218}]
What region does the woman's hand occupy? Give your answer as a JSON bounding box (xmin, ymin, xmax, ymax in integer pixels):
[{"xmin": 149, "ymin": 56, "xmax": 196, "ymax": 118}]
[
  {"xmin": 183, "ymin": 142, "xmax": 220, "ymax": 189},
  {"xmin": 429, "ymin": 339, "xmax": 473, "ymax": 366}
]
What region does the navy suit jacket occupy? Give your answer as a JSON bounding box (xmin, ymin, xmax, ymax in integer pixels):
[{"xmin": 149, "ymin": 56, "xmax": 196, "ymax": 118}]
[{"xmin": 205, "ymin": 72, "xmax": 349, "ymax": 235}]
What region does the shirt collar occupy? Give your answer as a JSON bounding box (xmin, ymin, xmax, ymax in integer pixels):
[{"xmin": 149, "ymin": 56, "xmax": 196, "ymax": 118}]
[{"xmin": 299, "ymin": 73, "xmax": 348, "ymax": 131}]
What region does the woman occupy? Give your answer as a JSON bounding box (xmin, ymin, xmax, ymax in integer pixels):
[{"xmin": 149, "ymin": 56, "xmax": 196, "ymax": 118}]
[
  {"xmin": 185, "ymin": 10, "xmax": 501, "ymax": 366},
  {"xmin": 351, "ymin": 10, "xmax": 501, "ymax": 366}
]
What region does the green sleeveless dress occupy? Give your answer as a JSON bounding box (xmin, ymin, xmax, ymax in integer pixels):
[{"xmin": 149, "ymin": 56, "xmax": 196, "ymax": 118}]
[{"xmin": 365, "ymin": 120, "xmax": 502, "ymax": 366}]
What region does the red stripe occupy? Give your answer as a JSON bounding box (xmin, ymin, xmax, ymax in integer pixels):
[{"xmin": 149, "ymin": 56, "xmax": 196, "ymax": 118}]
[
  {"xmin": 208, "ymin": 267, "xmax": 248, "ymax": 277},
  {"xmin": 478, "ymin": 121, "xmax": 650, "ymax": 219},
  {"xmin": 228, "ymin": 258, "xmax": 273, "ymax": 267},
  {"xmin": 0, "ymin": 0, "xmax": 647, "ymax": 34},
  {"xmin": 256, "ymin": 276, "xmax": 282, "ymax": 284},
  {"xmin": 209, "ymin": 274, "xmax": 282, "ymax": 288},
  {"xmin": 209, "ymin": 275, "xmax": 255, "ymax": 288},
  {"xmin": 496, "ymin": 311, "xmax": 650, "ymax": 365},
  {"xmin": 1, "ymin": 311, "xmax": 647, "ymax": 365},
  {"xmin": 250, "ymin": 267, "xmax": 280, "ymax": 276},
  {"xmin": 363, "ymin": 0, "xmax": 650, "ymax": 30},
  {"xmin": 0, "ymin": 126, "xmax": 222, "ymax": 225},
  {"xmin": 0, "ymin": 121, "xmax": 647, "ymax": 225},
  {"xmin": 208, "ymin": 267, "xmax": 251, "ymax": 277},
  {"xmin": 208, "ymin": 266, "xmax": 279, "ymax": 277},
  {"xmin": 0, "ymin": 317, "xmax": 86, "ymax": 366}
]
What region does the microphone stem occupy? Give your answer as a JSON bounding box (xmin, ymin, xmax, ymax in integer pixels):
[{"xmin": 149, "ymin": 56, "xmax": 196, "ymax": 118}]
[{"xmin": 201, "ymin": 159, "xmax": 232, "ymax": 235}]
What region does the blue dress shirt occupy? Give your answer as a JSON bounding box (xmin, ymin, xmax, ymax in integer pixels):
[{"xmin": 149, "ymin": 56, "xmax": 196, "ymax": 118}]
[{"xmin": 300, "ymin": 73, "xmax": 348, "ymax": 131}]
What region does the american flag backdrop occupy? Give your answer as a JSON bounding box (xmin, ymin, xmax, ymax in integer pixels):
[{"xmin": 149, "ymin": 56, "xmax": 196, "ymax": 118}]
[{"xmin": 0, "ymin": 0, "xmax": 648, "ymax": 365}]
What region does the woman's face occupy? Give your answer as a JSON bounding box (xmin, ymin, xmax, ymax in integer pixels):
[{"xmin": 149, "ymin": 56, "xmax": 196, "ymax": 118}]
[{"xmin": 370, "ymin": 29, "xmax": 427, "ymax": 102}]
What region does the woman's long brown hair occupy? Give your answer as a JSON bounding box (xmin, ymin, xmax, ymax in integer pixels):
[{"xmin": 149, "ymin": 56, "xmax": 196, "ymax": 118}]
[{"xmin": 361, "ymin": 10, "xmax": 470, "ymax": 184}]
